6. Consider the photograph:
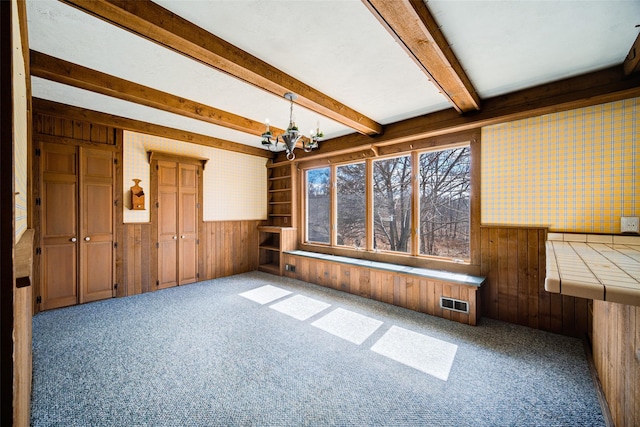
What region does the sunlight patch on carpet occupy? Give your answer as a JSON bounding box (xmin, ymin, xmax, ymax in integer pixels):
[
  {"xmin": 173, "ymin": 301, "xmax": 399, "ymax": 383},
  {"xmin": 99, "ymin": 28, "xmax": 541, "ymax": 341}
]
[
  {"xmin": 311, "ymin": 308, "xmax": 383, "ymax": 345},
  {"xmin": 269, "ymin": 295, "xmax": 331, "ymax": 321},
  {"xmin": 239, "ymin": 285, "xmax": 292, "ymax": 305},
  {"xmin": 371, "ymin": 326, "xmax": 458, "ymax": 381}
]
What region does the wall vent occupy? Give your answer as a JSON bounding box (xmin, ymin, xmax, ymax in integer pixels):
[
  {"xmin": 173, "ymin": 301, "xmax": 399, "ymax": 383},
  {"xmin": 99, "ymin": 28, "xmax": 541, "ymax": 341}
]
[{"xmin": 440, "ymin": 296, "xmax": 469, "ymax": 314}]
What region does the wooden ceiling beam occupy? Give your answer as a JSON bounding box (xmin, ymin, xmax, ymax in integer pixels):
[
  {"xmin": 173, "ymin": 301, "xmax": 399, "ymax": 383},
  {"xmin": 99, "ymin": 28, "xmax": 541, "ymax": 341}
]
[
  {"xmin": 59, "ymin": 0, "xmax": 383, "ymax": 136},
  {"xmin": 279, "ymin": 65, "xmax": 640, "ymax": 163},
  {"xmin": 30, "ymin": 50, "xmax": 283, "ymax": 137},
  {"xmin": 623, "ymin": 33, "xmax": 640, "ymax": 76},
  {"xmin": 363, "ymin": 0, "xmax": 480, "ymax": 113},
  {"xmin": 32, "ymin": 98, "xmax": 272, "ymax": 159}
]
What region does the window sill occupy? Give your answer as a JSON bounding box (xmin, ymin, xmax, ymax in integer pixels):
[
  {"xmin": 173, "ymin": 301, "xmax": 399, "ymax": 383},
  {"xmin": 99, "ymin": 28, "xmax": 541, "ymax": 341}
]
[{"xmin": 298, "ymin": 242, "xmax": 479, "ymax": 276}]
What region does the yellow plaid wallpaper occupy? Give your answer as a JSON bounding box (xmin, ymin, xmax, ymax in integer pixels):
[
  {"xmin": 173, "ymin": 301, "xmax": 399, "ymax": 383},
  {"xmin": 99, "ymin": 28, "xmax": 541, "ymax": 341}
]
[
  {"xmin": 481, "ymin": 97, "xmax": 638, "ymax": 233},
  {"xmin": 123, "ymin": 131, "xmax": 268, "ymax": 223}
]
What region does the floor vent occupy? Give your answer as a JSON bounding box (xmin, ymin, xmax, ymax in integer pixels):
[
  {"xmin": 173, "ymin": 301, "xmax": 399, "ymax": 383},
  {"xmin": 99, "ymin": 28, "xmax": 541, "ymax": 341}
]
[{"xmin": 440, "ymin": 297, "xmax": 469, "ymax": 314}]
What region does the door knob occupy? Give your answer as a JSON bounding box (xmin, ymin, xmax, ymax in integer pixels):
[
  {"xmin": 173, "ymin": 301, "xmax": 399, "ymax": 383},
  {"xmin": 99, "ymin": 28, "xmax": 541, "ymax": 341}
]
[
  {"xmin": 173, "ymin": 236, "xmax": 177, "ymax": 240},
  {"xmin": 181, "ymin": 235, "xmax": 185, "ymax": 239},
  {"xmin": 85, "ymin": 237, "xmax": 91, "ymax": 241},
  {"xmin": 70, "ymin": 237, "xmax": 77, "ymax": 242}
]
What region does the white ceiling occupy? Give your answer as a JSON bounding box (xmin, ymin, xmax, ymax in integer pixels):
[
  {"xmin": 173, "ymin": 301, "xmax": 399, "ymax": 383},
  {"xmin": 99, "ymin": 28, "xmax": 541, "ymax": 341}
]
[{"xmin": 26, "ymin": 0, "xmax": 640, "ymax": 151}]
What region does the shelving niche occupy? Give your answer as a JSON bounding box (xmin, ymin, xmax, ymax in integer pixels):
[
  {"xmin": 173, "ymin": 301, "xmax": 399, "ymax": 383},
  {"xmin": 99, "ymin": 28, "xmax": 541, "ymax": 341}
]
[
  {"xmin": 259, "ymin": 161, "xmax": 298, "ymax": 275},
  {"xmin": 258, "ymin": 226, "xmax": 297, "ymax": 276},
  {"xmin": 266, "ymin": 161, "xmax": 297, "ymax": 227}
]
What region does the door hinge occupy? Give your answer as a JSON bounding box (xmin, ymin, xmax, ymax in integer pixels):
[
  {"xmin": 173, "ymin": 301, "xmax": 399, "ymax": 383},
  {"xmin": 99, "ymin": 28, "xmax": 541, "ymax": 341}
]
[
  {"xmin": 114, "ymin": 242, "xmax": 118, "ymax": 248},
  {"xmin": 156, "ymin": 202, "xmax": 159, "ymax": 208},
  {"xmin": 156, "ymin": 164, "xmax": 159, "ymax": 170},
  {"xmin": 113, "ymin": 283, "xmax": 118, "ymax": 290},
  {"xmin": 35, "ymin": 247, "xmax": 42, "ymax": 255},
  {"xmin": 36, "ymin": 296, "xmax": 42, "ymax": 304},
  {"xmin": 114, "ymin": 200, "xmax": 118, "ymax": 206},
  {"xmin": 114, "ymin": 158, "xmax": 118, "ymax": 165},
  {"xmin": 196, "ymin": 239, "xmax": 199, "ymax": 245},
  {"xmin": 35, "ymin": 198, "xmax": 41, "ymax": 206},
  {"xmin": 196, "ymin": 272, "xmax": 200, "ymax": 279},
  {"xmin": 35, "ymin": 148, "xmax": 41, "ymax": 157},
  {"xmin": 156, "ymin": 242, "xmax": 159, "ymax": 249},
  {"xmin": 196, "ymin": 203, "xmax": 200, "ymax": 209},
  {"xmin": 156, "ymin": 280, "xmax": 160, "ymax": 287}
]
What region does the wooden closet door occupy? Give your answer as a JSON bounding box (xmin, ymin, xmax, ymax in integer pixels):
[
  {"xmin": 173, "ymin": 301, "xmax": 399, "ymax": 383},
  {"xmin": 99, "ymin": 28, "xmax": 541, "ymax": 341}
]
[
  {"xmin": 79, "ymin": 147, "xmax": 114, "ymax": 303},
  {"xmin": 157, "ymin": 160, "xmax": 179, "ymax": 289},
  {"xmin": 40, "ymin": 143, "xmax": 78, "ymax": 310},
  {"xmin": 178, "ymin": 163, "xmax": 198, "ymax": 285}
]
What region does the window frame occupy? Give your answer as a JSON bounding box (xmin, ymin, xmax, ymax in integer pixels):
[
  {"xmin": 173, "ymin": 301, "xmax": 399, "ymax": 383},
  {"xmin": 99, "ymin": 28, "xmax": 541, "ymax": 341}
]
[
  {"xmin": 304, "ymin": 166, "xmax": 331, "ymax": 245},
  {"xmin": 299, "ymin": 130, "xmax": 480, "ymax": 268}
]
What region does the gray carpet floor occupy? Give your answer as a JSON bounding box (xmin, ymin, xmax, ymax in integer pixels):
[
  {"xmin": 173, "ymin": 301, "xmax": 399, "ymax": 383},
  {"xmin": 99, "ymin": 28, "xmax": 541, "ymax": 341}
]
[{"xmin": 31, "ymin": 271, "xmax": 605, "ymax": 426}]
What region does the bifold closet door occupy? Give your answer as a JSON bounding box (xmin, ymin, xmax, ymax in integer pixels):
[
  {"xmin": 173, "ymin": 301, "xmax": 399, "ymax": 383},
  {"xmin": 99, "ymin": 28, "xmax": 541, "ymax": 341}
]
[
  {"xmin": 40, "ymin": 142, "xmax": 115, "ymax": 310},
  {"xmin": 79, "ymin": 147, "xmax": 114, "ymax": 303},
  {"xmin": 157, "ymin": 160, "xmax": 179, "ymax": 289},
  {"xmin": 156, "ymin": 160, "xmax": 199, "ymax": 289},
  {"xmin": 178, "ymin": 163, "xmax": 198, "ymax": 285},
  {"xmin": 41, "ymin": 143, "xmax": 78, "ymax": 310}
]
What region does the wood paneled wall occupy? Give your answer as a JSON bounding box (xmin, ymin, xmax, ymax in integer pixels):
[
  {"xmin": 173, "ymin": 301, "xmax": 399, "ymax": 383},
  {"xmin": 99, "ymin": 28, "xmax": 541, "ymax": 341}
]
[
  {"xmin": 282, "ymin": 253, "xmax": 480, "ymax": 325},
  {"xmin": 480, "ymin": 226, "xmax": 589, "ymax": 337},
  {"xmin": 592, "ymin": 300, "xmax": 640, "ymax": 427},
  {"xmin": 33, "ymin": 111, "xmax": 116, "ymax": 145},
  {"xmin": 121, "ymin": 220, "xmax": 261, "ymax": 296},
  {"xmin": 199, "ymin": 220, "xmax": 261, "ymax": 280},
  {"xmin": 13, "ymin": 229, "xmax": 34, "ymax": 427},
  {"xmin": 120, "ymin": 223, "xmax": 152, "ymax": 296}
]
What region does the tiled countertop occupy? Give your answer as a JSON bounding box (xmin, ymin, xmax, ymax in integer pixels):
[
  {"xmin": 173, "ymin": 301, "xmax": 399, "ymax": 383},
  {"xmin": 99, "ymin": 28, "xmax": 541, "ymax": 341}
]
[{"xmin": 545, "ymin": 233, "xmax": 640, "ymax": 306}]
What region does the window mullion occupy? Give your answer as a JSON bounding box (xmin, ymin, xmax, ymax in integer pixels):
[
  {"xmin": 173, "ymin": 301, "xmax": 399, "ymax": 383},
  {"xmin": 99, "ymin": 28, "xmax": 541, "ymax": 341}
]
[
  {"xmin": 330, "ymin": 165, "xmax": 337, "ymax": 247},
  {"xmin": 411, "ymin": 151, "xmax": 420, "ymax": 257},
  {"xmin": 365, "ymin": 158, "xmax": 374, "ymax": 251}
]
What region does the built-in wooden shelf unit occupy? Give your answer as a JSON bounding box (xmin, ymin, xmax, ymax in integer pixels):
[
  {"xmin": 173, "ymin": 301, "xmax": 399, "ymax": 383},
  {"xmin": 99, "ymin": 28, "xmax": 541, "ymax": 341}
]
[
  {"xmin": 258, "ymin": 226, "xmax": 297, "ymax": 276},
  {"xmin": 266, "ymin": 161, "xmax": 297, "ymax": 227}
]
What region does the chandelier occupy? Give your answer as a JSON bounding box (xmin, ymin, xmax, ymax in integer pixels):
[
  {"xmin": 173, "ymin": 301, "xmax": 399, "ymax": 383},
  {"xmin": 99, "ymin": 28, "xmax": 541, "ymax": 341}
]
[{"xmin": 261, "ymin": 92, "xmax": 323, "ymax": 160}]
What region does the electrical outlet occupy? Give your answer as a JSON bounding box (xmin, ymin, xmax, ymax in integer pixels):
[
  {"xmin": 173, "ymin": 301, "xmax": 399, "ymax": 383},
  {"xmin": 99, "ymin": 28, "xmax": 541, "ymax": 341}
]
[{"xmin": 621, "ymin": 217, "xmax": 639, "ymax": 234}]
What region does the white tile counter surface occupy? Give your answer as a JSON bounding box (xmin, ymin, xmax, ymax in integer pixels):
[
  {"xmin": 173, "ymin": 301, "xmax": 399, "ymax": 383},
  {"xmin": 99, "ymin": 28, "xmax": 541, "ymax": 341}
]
[{"xmin": 545, "ymin": 233, "xmax": 640, "ymax": 306}]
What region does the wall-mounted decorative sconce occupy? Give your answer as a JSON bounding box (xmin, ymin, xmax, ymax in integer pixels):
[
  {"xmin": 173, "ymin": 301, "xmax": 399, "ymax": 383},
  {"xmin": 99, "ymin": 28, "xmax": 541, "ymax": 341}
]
[{"xmin": 130, "ymin": 179, "xmax": 145, "ymax": 210}]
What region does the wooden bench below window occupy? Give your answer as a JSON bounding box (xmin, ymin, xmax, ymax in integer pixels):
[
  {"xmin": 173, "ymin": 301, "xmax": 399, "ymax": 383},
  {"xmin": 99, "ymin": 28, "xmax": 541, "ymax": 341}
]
[{"xmin": 282, "ymin": 250, "xmax": 485, "ymax": 326}]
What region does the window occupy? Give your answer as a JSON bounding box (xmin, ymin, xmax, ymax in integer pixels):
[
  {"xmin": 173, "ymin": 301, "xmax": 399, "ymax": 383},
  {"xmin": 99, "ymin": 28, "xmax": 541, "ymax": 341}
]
[
  {"xmin": 373, "ymin": 155, "xmax": 412, "ymax": 253},
  {"xmin": 306, "ymin": 167, "xmax": 330, "ymax": 244},
  {"xmin": 337, "ymin": 163, "xmax": 366, "ymax": 248},
  {"xmin": 418, "ymin": 147, "xmax": 470, "ymax": 259},
  {"xmin": 302, "ymin": 140, "xmax": 474, "ymax": 263}
]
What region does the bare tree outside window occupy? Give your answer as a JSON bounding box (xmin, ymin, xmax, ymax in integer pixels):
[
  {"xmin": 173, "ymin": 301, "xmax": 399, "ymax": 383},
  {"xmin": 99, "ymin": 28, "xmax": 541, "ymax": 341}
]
[
  {"xmin": 304, "ymin": 145, "xmax": 470, "ymax": 260},
  {"xmin": 373, "ymin": 155, "xmax": 412, "ymax": 253},
  {"xmin": 306, "ymin": 167, "xmax": 330, "ymax": 244},
  {"xmin": 337, "ymin": 163, "xmax": 365, "ymax": 248},
  {"xmin": 419, "ymin": 147, "xmax": 470, "ymax": 259}
]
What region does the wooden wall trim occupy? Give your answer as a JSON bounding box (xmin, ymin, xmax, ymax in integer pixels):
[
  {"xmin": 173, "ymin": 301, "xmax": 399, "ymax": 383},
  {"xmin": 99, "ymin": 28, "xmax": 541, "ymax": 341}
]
[
  {"xmin": 13, "ymin": 229, "xmax": 33, "ymax": 427},
  {"xmin": 1, "ymin": 1, "xmax": 14, "ymax": 422},
  {"xmin": 32, "ymin": 98, "xmax": 271, "ymax": 159},
  {"xmin": 277, "ymin": 66, "xmax": 640, "ymax": 163},
  {"xmin": 33, "ymin": 111, "xmax": 117, "ymax": 146}
]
